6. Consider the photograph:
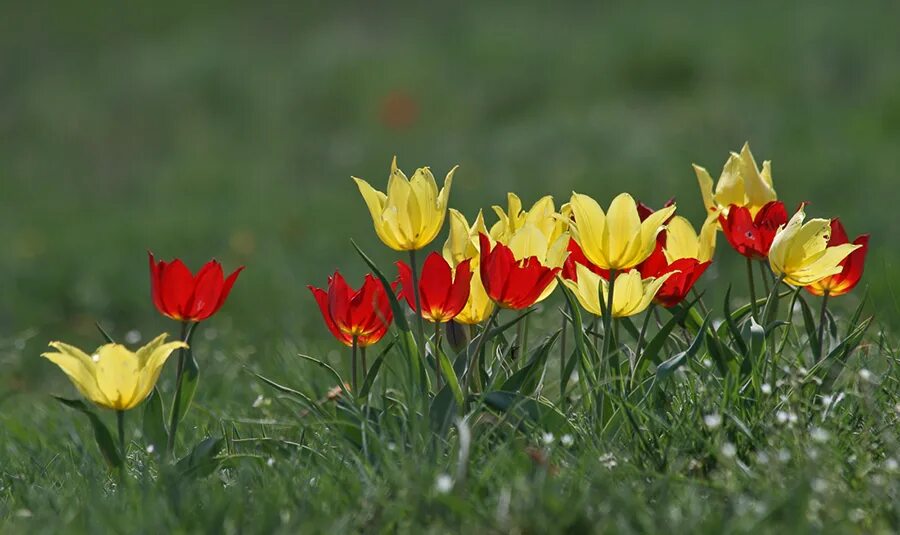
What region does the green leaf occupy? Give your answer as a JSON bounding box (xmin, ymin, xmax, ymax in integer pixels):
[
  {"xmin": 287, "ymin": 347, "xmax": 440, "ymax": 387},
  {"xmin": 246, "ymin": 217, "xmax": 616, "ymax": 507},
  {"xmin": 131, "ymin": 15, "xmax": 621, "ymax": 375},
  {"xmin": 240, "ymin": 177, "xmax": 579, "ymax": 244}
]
[
  {"xmin": 142, "ymin": 388, "xmax": 167, "ymax": 455},
  {"xmin": 429, "ymin": 381, "xmax": 458, "ymax": 437},
  {"xmin": 656, "ymin": 312, "xmax": 711, "ymax": 382},
  {"xmin": 483, "ymin": 391, "xmax": 574, "ymax": 435},
  {"xmin": 501, "ymin": 331, "xmax": 560, "ymax": 395},
  {"xmin": 296, "ymin": 353, "xmax": 352, "ymax": 400},
  {"xmin": 176, "ymin": 437, "xmax": 225, "ymax": 479},
  {"xmin": 436, "ymin": 345, "xmax": 465, "ymax": 407},
  {"xmin": 557, "ymin": 283, "xmax": 597, "ymax": 398},
  {"xmin": 53, "ymin": 397, "xmax": 122, "ymax": 468},
  {"xmin": 796, "ymin": 293, "xmax": 820, "ymax": 359},
  {"xmin": 486, "ymin": 309, "xmax": 534, "ymax": 339},
  {"xmin": 359, "ymin": 339, "xmax": 394, "ymax": 398},
  {"xmin": 173, "ymin": 345, "xmax": 200, "ymax": 424}
]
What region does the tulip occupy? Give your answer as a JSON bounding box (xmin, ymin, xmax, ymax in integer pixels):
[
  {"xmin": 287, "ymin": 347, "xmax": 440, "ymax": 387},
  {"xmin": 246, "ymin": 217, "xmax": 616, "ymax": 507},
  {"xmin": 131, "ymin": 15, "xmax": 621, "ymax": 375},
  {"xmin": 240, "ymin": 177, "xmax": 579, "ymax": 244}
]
[
  {"xmin": 562, "ymin": 266, "xmax": 673, "ymax": 318},
  {"xmin": 568, "ymin": 192, "xmax": 676, "ymax": 271},
  {"xmin": 490, "ymin": 193, "xmax": 569, "ymax": 246},
  {"xmin": 718, "ymin": 201, "xmax": 788, "ymax": 260},
  {"xmin": 693, "ymin": 142, "xmax": 777, "ymax": 218},
  {"xmin": 561, "ymin": 238, "xmax": 609, "ymax": 282},
  {"xmin": 478, "ymin": 233, "xmax": 560, "ymax": 310},
  {"xmin": 805, "ymin": 219, "xmax": 870, "ymax": 297},
  {"xmin": 768, "ymin": 207, "xmax": 862, "ymax": 287},
  {"xmin": 308, "ymin": 272, "xmax": 394, "ymax": 348},
  {"xmin": 442, "ymin": 209, "xmax": 495, "ymax": 324},
  {"xmin": 352, "ymin": 156, "xmax": 456, "ymax": 251},
  {"xmin": 397, "ymin": 253, "xmax": 473, "ymax": 323},
  {"xmin": 148, "ymin": 252, "xmax": 244, "ymax": 323},
  {"xmin": 43, "ymin": 334, "xmax": 187, "ymax": 411}
]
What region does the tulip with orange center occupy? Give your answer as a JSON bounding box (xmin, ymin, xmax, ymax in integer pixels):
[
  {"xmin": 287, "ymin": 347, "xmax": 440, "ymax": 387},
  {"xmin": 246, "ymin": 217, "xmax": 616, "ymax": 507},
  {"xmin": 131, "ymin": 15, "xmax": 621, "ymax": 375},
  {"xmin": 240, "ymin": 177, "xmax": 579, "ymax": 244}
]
[
  {"xmin": 804, "ymin": 219, "xmax": 869, "ymax": 297},
  {"xmin": 396, "ymin": 253, "xmax": 473, "ymax": 323},
  {"xmin": 308, "ymin": 272, "xmax": 394, "ymax": 348},
  {"xmin": 478, "ymin": 233, "xmax": 560, "ymax": 310},
  {"xmin": 718, "ymin": 201, "xmax": 788, "ymax": 260},
  {"xmin": 148, "ymin": 252, "xmax": 244, "ymax": 323}
]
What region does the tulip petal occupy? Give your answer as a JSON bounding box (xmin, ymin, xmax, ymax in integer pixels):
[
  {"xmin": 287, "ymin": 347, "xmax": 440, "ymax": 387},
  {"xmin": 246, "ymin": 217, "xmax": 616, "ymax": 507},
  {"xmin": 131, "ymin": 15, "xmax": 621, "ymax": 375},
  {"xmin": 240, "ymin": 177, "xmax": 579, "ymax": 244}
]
[
  {"xmin": 93, "ymin": 344, "xmax": 142, "ymax": 410},
  {"xmin": 135, "ymin": 340, "xmax": 188, "ymax": 407},
  {"xmin": 160, "ymin": 259, "xmax": 195, "ymax": 320},
  {"xmin": 43, "ymin": 342, "xmax": 109, "ymax": 407},
  {"xmin": 569, "ymin": 193, "xmax": 609, "ymax": 269}
]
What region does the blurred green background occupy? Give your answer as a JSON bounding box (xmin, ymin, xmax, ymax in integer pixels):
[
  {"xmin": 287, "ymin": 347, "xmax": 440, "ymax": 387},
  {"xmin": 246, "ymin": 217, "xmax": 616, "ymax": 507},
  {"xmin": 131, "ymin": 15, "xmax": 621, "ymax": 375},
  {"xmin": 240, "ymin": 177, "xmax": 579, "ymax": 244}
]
[{"xmin": 2, "ymin": 1, "xmax": 899, "ymax": 392}]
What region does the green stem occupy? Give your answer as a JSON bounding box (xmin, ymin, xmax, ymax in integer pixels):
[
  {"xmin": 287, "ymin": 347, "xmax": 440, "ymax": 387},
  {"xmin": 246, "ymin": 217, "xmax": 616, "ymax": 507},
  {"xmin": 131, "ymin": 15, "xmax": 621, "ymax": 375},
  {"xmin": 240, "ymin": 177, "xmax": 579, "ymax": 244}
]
[
  {"xmin": 351, "ymin": 336, "xmax": 359, "ymax": 393},
  {"xmin": 560, "ymin": 307, "xmax": 568, "ymax": 409},
  {"xmin": 166, "ymin": 321, "xmax": 190, "ymax": 459},
  {"xmin": 360, "ymin": 346, "xmax": 367, "ymax": 380},
  {"xmin": 433, "ymin": 322, "xmax": 443, "ymax": 392},
  {"xmin": 408, "ymin": 249, "xmax": 428, "ymax": 364},
  {"xmin": 759, "ymin": 260, "xmax": 772, "ymax": 295},
  {"xmin": 747, "ymin": 257, "xmax": 759, "ymax": 321},
  {"xmin": 464, "ymin": 309, "xmax": 499, "ymax": 398},
  {"xmin": 117, "ymin": 409, "xmax": 126, "ymax": 459},
  {"xmin": 817, "ymin": 290, "xmax": 830, "ymax": 362},
  {"xmin": 601, "ymin": 270, "xmax": 618, "ymax": 367}
]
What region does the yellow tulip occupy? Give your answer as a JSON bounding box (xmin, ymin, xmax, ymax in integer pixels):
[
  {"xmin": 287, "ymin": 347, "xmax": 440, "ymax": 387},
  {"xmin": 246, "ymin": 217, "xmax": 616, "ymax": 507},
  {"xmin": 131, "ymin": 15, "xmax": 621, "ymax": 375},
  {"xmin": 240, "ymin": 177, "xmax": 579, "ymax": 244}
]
[
  {"xmin": 353, "ymin": 157, "xmax": 456, "ymax": 251},
  {"xmin": 663, "ymin": 214, "xmax": 718, "ymax": 263},
  {"xmin": 42, "ymin": 334, "xmax": 187, "ymax": 411},
  {"xmin": 490, "ymin": 193, "xmax": 568, "ymax": 245},
  {"xmin": 562, "ymin": 266, "xmax": 673, "ymax": 318},
  {"xmin": 693, "ymin": 142, "xmax": 776, "ymax": 218},
  {"xmin": 768, "ymin": 206, "xmax": 862, "ymax": 287},
  {"xmin": 442, "ymin": 209, "xmax": 495, "ymax": 324},
  {"xmin": 568, "ymin": 192, "xmax": 676, "ymax": 271}
]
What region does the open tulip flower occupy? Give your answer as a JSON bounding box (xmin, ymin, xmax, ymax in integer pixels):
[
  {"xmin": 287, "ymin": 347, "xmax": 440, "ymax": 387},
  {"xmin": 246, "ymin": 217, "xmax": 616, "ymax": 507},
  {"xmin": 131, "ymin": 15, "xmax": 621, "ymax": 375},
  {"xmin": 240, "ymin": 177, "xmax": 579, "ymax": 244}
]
[
  {"xmin": 489, "ymin": 193, "xmax": 569, "ymax": 246},
  {"xmin": 718, "ymin": 201, "xmax": 788, "ymax": 259},
  {"xmin": 352, "ymin": 156, "xmax": 456, "ymax": 251},
  {"xmin": 479, "ymin": 233, "xmax": 560, "ymax": 310},
  {"xmin": 637, "ymin": 215, "xmax": 716, "ymax": 307},
  {"xmin": 563, "ymin": 265, "xmax": 673, "ymax": 318},
  {"xmin": 442, "ymin": 209, "xmax": 495, "ymax": 324},
  {"xmin": 397, "ymin": 253, "xmax": 473, "ymax": 323},
  {"xmin": 568, "ymin": 192, "xmax": 676, "ymax": 271},
  {"xmin": 309, "ymin": 272, "xmax": 394, "ymax": 347},
  {"xmin": 768, "ymin": 206, "xmax": 862, "ymax": 287},
  {"xmin": 805, "ymin": 219, "xmax": 870, "ymax": 297},
  {"xmin": 694, "ymin": 142, "xmax": 777, "ymax": 218},
  {"xmin": 149, "ymin": 252, "xmax": 244, "ymax": 322},
  {"xmin": 43, "ymin": 334, "xmax": 187, "ymax": 411}
]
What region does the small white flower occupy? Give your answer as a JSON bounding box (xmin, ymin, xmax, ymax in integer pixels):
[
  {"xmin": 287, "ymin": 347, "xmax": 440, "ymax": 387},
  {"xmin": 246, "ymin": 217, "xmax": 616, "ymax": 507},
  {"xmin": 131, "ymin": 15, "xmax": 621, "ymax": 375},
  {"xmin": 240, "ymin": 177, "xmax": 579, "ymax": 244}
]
[
  {"xmin": 721, "ymin": 442, "xmax": 736, "ymax": 458},
  {"xmin": 599, "ymin": 453, "xmax": 617, "ymax": 469},
  {"xmin": 124, "ymin": 330, "xmax": 142, "ymax": 344},
  {"xmin": 252, "ymin": 394, "xmax": 266, "ymax": 408},
  {"xmin": 704, "ymin": 413, "xmax": 722, "ymax": 430},
  {"xmin": 14, "ymin": 509, "xmax": 32, "ymax": 519},
  {"xmin": 560, "ymin": 434, "xmax": 574, "ymax": 447},
  {"xmin": 858, "ymin": 369, "xmax": 872, "ymax": 382},
  {"xmin": 811, "ymin": 478, "xmax": 828, "ymax": 493},
  {"xmin": 267, "ymin": 457, "xmax": 275, "ymax": 467},
  {"xmin": 849, "ymin": 509, "xmax": 866, "ymax": 523},
  {"xmin": 702, "ymin": 358, "xmax": 713, "ymax": 368},
  {"xmin": 434, "ymin": 474, "xmax": 453, "ymax": 494},
  {"xmin": 778, "ymin": 449, "xmax": 791, "ymax": 462},
  {"xmin": 894, "ymin": 403, "xmax": 900, "ymax": 415},
  {"xmin": 755, "ymin": 451, "xmax": 769, "ymax": 464},
  {"xmin": 146, "ymin": 444, "xmax": 155, "ymax": 454},
  {"xmin": 387, "ymin": 442, "xmax": 397, "ymax": 451},
  {"xmin": 821, "ymin": 394, "xmax": 834, "ymax": 406},
  {"xmin": 810, "ymin": 428, "xmax": 829, "ymax": 443},
  {"xmin": 885, "ymin": 458, "xmax": 898, "ymax": 472},
  {"xmin": 797, "ymin": 366, "xmax": 808, "ymax": 376},
  {"xmin": 541, "ymin": 432, "xmax": 555, "ymax": 445},
  {"xmin": 761, "ymin": 383, "xmax": 772, "ymax": 395},
  {"xmin": 776, "ymin": 410, "xmax": 789, "ymax": 424}
]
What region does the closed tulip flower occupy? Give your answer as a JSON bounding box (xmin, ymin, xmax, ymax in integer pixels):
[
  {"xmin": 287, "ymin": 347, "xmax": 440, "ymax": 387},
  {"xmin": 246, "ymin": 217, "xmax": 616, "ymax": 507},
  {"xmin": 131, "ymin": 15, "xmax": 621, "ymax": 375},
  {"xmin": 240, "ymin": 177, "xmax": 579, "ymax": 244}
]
[
  {"xmin": 805, "ymin": 219, "xmax": 869, "ymax": 297},
  {"xmin": 718, "ymin": 201, "xmax": 788, "ymax": 259},
  {"xmin": 568, "ymin": 192, "xmax": 676, "ymax": 271},
  {"xmin": 768, "ymin": 207, "xmax": 862, "ymax": 287},
  {"xmin": 43, "ymin": 334, "xmax": 187, "ymax": 411},
  {"xmin": 149, "ymin": 252, "xmax": 244, "ymax": 322},
  {"xmin": 489, "ymin": 193, "xmax": 569, "ymax": 246},
  {"xmin": 442, "ymin": 209, "xmax": 495, "ymax": 324},
  {"xmin": 479, "ymin": 233, "xmax": 560, "ymax": 310},
  {"xmin": 397, "ymin": 253, "xmax": 473, "ymax": 323},
  {"xmin": 352, "ymin": 157, "xmax": 456, "ymax": 251},
  {"xmin": 562, "ymin": 266, "xmax": 673, "ymax": 318},
  {"xmin": 693, "ymin": 142, "xmax": 777, "ymax": 218},
  {"xmin": 309, "ymin": 272, "xmax": 393, "ymax": 347}
]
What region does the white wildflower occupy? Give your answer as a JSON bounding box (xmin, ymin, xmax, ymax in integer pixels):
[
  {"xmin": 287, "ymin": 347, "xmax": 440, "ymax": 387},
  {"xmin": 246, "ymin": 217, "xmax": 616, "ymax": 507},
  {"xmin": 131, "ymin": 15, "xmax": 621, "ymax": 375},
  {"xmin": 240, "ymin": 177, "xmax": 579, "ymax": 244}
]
[
  {"xmin": 704, "ymin": 413, "xmax": 722, "ymax": 430},
  {"xmin": 721, "ymin": 442, "xmax": 736, "ymax": 458},
  {"xmin": 434, "ymin": 474, "xmax": 453, "ymax": 494}
]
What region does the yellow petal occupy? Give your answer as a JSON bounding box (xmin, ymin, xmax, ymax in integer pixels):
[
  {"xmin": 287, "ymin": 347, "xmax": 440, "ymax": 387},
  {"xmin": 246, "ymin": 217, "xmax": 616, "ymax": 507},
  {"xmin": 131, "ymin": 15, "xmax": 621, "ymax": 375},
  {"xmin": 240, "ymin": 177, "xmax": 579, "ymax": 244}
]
[
  {"xmin": 605, "ymin": 193, "xmax": 642, "ymax": 268},
  {"xmin": 43, "ymin": 342, "xmax": 109, "ymax": 407},
  {"xmin": 783, "ymin": 218, "xmax": 831, "ymax": 270},
  {"xmin": 569, "ymin": 193, "xmax": 609, "ymax": 269},
  {"xmin": 93, "ymin": 344, "xmax": 142, "ymax": 410},
  {"xmin": 134, "ymin": 340, "xmax": 188, "ymax": 407},
  {"xmin": 635, "ymin": 203, "xmax": 677, "ymax": 268},
  {"xmin": 693, "ymin": 164, "xmax": 716, "ymax": 216},
  {"xmin": 738, "ymin": 143, "xmax": 777, "ymax": 210},
  {"xmin": 443, "ymin": 208, "xmax": 472, "ymax": 266},
  {"xmin": 508, "ymin": 223, "xmax": 549, "ymax": 261},
  {"xmin": 565, "ymin": 264, "xmax": 603, "ymax": 317},
  {"xmin": 713, "ymin": 153, "xmax": 745, "ymax": 209},
  {"xmin": 768, "ymin": 208, "xmax": 805, "ymax": 276},
  {"xmin": 662, "ymin": 216, "xmax": 700, "ymax": 262},
  {"xmin": 612, "ymin": 270, "xmax": 644, "ymax": 317},
  {"xmin": 784, "ymin": 243, "xmax": 861, "ymax": 286},
  {"xmin": 697, "ymin": 214, "xmax": 719, "ymax": 262}
]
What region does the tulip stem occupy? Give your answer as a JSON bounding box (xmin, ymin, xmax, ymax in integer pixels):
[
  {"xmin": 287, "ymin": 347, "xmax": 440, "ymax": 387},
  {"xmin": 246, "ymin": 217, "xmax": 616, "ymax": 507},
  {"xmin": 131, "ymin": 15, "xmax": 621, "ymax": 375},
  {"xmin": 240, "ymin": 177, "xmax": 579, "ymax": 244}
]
[
  {"xmin": 408, "ymin": 249, "xmax": 428, "ymax": 365},
  {"xmin": 758, "ymin": 260, "xmax": 772, "ymax": 295},
  {"xmin": 434, "ymin": 322, "xmax": 443, "ymax": 392},
  {"xmin": 817, "ymin": 290, "xmax": 830, "ymax": 362},
  {"xmin": 560, "ymin": 307, "xmax": 568, "ymax": 410},
  {"xmin": 464, "ymin": 309, "xmax": 499, "ymax": 400},
  {"xmin": 167, "ymin": 321, "xmax": 190, "ymax": 460},
  {"xmin": 746, "ymin": 257, "xmax": 759, "ymax": 321},
  {"xmin": 360, "ymin": 346, "xmax": 368, "ymax": 380},
  {"xmin": 601, "ymin": 270, "xmax": 618, "ymax": 370},
  {"xmin": 116, "ymin": 409, "xmax": 126, "ymax": 459},
  {"xmin": 351, "ymin": 336, "xmax": 359, "ymax": 394}
]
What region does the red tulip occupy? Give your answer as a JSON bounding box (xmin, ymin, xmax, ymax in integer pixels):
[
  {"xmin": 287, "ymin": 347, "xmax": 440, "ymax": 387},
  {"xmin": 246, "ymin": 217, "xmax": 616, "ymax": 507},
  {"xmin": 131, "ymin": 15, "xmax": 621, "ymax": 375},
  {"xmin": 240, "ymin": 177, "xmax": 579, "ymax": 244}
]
[
  {"xmin": 637, "ymin": 241, "xmax": 710, "ymax": 308},
  {"xmin": 805, "ymin": 219, "xmax": 870, "ymax": 297},
  {"xmin": 396, "ymin": 253, "xmax": 473, "ymax": 323},
  {"xmin": 479, "ymin": 233, "xmax": 560, "ymax": 310},
  {"xmin": 561, "ymin": 238, "xmax": 609, "ymax": 281},
  {"xmin": 718, "ymin": 201, "xmax": 788, "ymax": 260},
  {"xmin": 148, "ymin": 252, "xmax": 244, "ymax": 322},
  {"xmin": 308, "ymin": 272, "xmax": 393, "ymax": 347}
]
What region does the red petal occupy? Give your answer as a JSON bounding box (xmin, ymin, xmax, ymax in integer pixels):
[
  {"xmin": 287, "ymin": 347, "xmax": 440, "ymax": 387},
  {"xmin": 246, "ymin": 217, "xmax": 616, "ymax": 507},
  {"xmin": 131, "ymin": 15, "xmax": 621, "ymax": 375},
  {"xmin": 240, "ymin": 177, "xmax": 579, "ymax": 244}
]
[
  {"xmin": 309, "ymin": 285, "xmax": 350, "ymax": 345},
  {"xmin": 187, "ymin": 261, "xmax": 224, "ymax": 321},
  {"xmin": 148, "ymin": 251, "xmax": 167, "ymax": 317},
  {"xmin": 828, "ymin": 218, "xmax": 850, "ymax": 246},
  {"xmin": 395, "ymin": 260, "xmax": 416, "ymax": 311},
  {"xmin": 160, "ymin": 259, "xmax": 195, "ymax": 320},
  {"xmin": 444, "ymin": 258, "xmax": 473, "ymax": 320}
]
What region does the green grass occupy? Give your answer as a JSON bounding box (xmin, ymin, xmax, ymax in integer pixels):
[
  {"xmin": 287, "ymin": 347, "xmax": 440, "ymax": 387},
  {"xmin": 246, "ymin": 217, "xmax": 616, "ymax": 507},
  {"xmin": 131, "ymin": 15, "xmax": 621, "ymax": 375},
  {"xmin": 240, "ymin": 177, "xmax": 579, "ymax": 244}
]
[{"xmin": 2, "ymin": 1, "xmax": 900, "ymax": 532}]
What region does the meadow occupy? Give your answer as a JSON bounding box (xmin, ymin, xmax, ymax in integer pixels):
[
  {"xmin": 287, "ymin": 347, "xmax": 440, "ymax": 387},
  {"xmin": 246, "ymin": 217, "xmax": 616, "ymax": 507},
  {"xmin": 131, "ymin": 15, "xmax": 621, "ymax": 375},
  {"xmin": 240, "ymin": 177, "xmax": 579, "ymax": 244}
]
[{"xmin": 2, "ymin": 2, "xmax": 900, "ymax": 533}]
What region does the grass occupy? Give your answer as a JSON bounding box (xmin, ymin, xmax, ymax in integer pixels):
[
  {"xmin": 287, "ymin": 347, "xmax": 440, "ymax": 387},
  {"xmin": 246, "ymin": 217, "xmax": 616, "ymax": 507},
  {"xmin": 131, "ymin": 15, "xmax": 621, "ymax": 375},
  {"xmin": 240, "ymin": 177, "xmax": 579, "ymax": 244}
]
[{"xmin": 2, "ymin": 1, "xmax": 900, "ymax": 532}]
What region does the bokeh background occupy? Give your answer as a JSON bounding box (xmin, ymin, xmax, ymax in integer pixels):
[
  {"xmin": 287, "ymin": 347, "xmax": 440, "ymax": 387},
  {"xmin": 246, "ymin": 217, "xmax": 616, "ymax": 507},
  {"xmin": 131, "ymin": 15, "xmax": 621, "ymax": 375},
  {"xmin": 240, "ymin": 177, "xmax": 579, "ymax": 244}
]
[{"xmin": 3, "ymin": 1, "xmax": 900, "ymax": 393}]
